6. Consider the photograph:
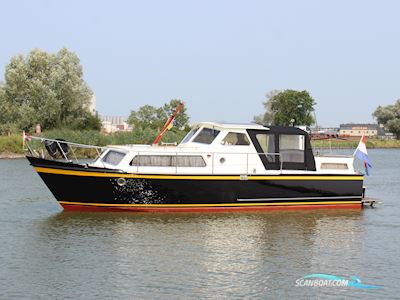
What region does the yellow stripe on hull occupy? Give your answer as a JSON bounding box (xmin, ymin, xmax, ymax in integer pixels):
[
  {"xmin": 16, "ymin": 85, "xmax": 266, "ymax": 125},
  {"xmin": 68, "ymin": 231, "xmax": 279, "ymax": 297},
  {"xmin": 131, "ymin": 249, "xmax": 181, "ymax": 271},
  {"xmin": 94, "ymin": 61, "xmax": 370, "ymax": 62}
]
[{"xmin": 35, "ymin": 167, "xmax": 364, "ymax": 181}]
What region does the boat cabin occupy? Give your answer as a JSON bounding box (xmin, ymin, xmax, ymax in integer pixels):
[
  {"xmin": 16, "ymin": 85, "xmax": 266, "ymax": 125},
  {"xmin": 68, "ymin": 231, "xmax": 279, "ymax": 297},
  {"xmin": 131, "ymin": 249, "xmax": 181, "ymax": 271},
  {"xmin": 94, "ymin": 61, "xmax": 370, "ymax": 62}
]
[{"xmin": 92, "ymin": 122, "xmax": 354, "ymax": 175}]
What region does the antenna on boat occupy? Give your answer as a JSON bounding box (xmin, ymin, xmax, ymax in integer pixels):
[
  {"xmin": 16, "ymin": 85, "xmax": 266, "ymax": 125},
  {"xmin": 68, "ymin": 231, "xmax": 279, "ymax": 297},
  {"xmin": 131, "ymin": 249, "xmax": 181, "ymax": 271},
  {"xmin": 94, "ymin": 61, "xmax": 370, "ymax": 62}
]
[{"xmin": 152, "ymin": 101, "xmax": 184, "ymax": 145}]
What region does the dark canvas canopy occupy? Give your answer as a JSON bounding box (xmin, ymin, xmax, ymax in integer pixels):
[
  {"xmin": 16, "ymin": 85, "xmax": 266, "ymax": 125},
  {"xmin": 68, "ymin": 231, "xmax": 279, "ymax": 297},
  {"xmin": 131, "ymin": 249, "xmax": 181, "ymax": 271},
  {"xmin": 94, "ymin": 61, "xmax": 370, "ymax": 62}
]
[{"xmin": 247, "ymin": 126, "xmax": 316, "ymax": 171}]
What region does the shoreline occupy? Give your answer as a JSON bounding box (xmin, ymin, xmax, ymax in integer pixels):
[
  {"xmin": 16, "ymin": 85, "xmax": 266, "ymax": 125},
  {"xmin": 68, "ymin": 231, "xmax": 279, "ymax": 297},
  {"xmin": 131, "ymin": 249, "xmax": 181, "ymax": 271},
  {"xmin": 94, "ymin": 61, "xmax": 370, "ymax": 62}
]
[{"xmin": 0, "ymin": 153, "xmax": 25, "ymax": 159}]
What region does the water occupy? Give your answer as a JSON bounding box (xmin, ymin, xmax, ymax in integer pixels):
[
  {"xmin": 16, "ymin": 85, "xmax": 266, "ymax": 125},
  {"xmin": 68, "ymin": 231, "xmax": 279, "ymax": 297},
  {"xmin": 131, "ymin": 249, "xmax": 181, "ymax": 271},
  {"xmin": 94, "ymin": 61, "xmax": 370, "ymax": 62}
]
[{"xmin": 0, "ymin": 149, "xmax": 399, "ymax": 299}]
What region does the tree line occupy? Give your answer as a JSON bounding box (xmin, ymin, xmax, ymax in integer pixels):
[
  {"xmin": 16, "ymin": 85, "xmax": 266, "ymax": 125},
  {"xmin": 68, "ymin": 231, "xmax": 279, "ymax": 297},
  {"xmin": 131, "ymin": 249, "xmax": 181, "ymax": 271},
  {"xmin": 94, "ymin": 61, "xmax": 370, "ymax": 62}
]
[{"xmin": 0, "ymin": 48, "xmax": 399, "ymax": 140}]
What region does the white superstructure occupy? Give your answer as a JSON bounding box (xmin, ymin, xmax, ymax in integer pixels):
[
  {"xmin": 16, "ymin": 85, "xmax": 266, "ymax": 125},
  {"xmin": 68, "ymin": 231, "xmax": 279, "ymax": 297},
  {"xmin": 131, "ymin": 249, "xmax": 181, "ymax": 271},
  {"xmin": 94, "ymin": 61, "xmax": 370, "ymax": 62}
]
[{"xmin": 91, "ymin": 122, "xmax": 357, "ymax": 175}]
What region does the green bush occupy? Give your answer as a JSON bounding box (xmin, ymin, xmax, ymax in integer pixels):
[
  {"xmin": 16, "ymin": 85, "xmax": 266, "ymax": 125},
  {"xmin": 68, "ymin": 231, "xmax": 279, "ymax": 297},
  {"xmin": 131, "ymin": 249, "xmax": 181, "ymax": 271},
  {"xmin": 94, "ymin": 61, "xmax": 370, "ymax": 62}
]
[
  {"xmin": 41, "ymin": 127, "xmax": 188, "ymax": 147},
  {"xmin": 43, "ymin": 129, "xmax": 110, "ymax": 146},
  {"xmin": 0, "ymin": 123, "xmax": 20, "ymax": 136},
  {"xmin": 60, "ymin": 113, "xmax": 102, "ymax": 131},
  {"xmin": 34, "ymin": 128, "xmax": 189, "ymax": 158}
]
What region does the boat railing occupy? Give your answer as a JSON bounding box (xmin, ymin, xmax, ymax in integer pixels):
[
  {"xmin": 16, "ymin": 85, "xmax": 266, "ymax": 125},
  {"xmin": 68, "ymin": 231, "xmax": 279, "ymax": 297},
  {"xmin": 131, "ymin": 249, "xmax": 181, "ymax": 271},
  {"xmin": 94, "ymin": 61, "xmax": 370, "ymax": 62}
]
[{"xmin": 25, "ymin": 136, "xmax": 108, "ymax": 166}]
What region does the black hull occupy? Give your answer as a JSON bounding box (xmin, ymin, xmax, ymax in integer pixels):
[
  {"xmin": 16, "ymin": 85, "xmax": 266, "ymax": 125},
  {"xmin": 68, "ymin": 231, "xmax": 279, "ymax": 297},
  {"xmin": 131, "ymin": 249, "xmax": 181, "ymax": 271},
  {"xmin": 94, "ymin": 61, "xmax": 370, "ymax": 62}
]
[{"xmin": 27, "ymin": 156, "xmax": 364, "ymax": 211}]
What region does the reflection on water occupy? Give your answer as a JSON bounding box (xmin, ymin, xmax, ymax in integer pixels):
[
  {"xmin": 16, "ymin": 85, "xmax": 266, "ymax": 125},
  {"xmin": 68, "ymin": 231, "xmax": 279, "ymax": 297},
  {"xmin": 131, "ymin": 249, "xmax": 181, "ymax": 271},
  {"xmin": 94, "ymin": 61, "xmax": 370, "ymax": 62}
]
[
  {"xmin": 18, "ymin": 210, "xmax": 363, "ymax": 299},
  {"xmin": 1, "ymin": 152, "xmax": 399, "ymax": 299}
]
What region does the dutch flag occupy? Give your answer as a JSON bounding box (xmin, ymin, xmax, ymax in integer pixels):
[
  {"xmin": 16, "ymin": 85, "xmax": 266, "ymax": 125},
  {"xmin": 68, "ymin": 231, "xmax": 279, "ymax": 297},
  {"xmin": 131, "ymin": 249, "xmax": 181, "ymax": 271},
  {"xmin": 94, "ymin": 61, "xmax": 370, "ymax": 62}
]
[{"xmin": 354, "ymin": 134, "xmax": 372, "ymax": 175}]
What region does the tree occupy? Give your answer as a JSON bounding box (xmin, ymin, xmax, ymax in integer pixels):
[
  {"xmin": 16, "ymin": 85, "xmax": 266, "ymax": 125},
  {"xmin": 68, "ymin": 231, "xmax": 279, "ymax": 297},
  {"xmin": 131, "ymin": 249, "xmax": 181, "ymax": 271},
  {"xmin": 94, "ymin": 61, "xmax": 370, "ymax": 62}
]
[
  {"xmin": 253, "ymin": 90, "xmax": 280, "ymax": 125},
  {"xmin": 254, "ymin": 89, "xmax": 316, "ymax": 126},
  {"xmin": 68, "ymin": 111, "xmax": 102, "ymax": 131},
  {"xmin": 128, "ymin": 99, "xmax": 189, "ymax": 130},
  {"xmin": 161, "ymin": 99, "xmax": 189, "ymax": 130},
  {"xmin": 373, "ymin": 100, "xmax": 400, "ymax": 139},
  {"xmin": 127, "ymin": 105, "xmax": 164, "ymax": 129},
  {"xmin": 0, "ymin": 48, "xmax": 97, "ymax": 131}
]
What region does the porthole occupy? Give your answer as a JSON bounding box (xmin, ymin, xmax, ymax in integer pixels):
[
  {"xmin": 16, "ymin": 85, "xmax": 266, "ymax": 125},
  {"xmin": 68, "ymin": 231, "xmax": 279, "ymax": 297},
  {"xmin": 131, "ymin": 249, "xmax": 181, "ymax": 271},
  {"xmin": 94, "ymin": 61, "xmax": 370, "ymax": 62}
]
[{"xmin": 117, "ymin": 177, "xmax": 127, "ymax": 186}]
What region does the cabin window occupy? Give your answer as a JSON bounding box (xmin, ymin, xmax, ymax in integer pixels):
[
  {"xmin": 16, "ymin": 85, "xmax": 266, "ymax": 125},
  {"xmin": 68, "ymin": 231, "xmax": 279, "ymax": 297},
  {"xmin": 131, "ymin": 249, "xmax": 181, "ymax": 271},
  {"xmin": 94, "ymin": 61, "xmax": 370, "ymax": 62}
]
[
  {"xmin": 102, "ymin": 150, "xmax": 126, "ymax": 165},
  {"xmin": 321, "ymin": 163, "xmax": 349, "ymax": 170},
  {"xmin": 192, "ymin": 128, "xmax": 220, "ymax": 144},
  {"xmin": 279, "ymin": 135, "xmax": 305, "ymax": 163},
  {"xmin": 130, "ymin": 155, "xmax": 206, "ymax": 167},
  {"xmin": 181, "ymin": 128, "xmax": 199, "ymax": 144},
  {"xmin": 255, "ymin": 134, "xmax": 276, "ymax": 162},
  {"xmin": 221, "ymin": 132, "xmax": 250, "ymax": 146}
]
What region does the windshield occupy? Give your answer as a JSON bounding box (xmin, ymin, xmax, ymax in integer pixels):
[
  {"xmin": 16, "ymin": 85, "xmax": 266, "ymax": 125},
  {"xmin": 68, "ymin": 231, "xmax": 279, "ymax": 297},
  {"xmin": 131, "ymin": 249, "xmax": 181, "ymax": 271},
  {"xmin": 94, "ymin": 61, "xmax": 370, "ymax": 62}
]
[
  {"xmin": 192, "ymin": 127, "xmax": 220, "ymax": 144},
  {"xmin": 180, "ymin": 128, "xmax": 199, "ymax": 144},
  {"xmin": 102, "ymin": 150, "xmax": 126, "ymax": 165}
]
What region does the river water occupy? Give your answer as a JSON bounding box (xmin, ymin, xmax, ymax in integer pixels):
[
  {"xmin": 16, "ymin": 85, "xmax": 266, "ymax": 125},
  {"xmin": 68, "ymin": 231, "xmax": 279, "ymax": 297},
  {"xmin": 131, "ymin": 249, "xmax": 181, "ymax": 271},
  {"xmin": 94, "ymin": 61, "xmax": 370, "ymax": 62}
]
[{"xmin": 0, "ymin": 149, "xmax": 399, "ymax": 299}]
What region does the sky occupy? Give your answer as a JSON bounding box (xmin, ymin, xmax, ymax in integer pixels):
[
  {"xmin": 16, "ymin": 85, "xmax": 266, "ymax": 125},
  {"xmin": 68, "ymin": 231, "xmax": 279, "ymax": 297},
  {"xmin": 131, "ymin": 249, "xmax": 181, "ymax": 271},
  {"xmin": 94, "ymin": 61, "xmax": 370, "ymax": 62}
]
[{"xmin": 1, "ymin": 0, "xmax": 399, "ymax": 127}]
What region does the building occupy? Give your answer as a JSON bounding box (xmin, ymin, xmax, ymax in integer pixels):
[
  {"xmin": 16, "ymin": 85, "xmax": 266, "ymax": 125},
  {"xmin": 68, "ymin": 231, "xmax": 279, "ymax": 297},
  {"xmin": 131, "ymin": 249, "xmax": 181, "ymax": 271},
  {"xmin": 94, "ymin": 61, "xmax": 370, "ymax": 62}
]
[
  {"xmin": 339, "ymin": 123, "xmax": 385, "ymax": 138},
  {"xmin": 100, "ymin": 115, "xmax": 132, "ymax": 133},
  {"xmin": 87, "ymin": 95, "xmax": 97, "ymax": 116},
  {"xmin": 311, "ymin": 127, "xmax": 340, "ymax": 135},
  {"xmin": 310, "ymin": 127, "xmax": 340, "ymax": 139},
  {"xmin": 100, "ymin": 115, "xmax": 125, "ymax": 125}
]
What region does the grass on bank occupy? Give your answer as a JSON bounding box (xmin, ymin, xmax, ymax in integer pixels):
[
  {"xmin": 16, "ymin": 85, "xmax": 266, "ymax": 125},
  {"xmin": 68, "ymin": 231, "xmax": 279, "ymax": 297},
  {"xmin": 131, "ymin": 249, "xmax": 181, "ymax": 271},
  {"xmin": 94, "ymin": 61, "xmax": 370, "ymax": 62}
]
[
  {"xmin": 0, "ymin": 134, "xmax": 25, "ymax": 154},
  {"xmin": 312, "ymin": 139, "xmax": 400, "ymax": 149}
]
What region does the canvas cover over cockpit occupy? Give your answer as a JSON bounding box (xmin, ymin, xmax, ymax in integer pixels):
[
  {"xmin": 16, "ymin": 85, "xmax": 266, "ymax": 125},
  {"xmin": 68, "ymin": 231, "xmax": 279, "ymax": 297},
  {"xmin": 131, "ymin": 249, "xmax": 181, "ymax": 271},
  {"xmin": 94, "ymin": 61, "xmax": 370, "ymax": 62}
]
[{"xmin": 247, "ymin": 126, "xmax": 316, "ymax": 171}]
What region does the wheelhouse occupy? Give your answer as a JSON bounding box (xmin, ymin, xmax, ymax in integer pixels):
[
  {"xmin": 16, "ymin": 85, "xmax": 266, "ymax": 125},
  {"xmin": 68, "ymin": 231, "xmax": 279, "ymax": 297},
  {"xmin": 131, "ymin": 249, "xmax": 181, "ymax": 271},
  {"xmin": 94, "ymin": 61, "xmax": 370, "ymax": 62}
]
[{"xmin": 178, "ymin": 122, "xmax": 316, "ymax": 172}]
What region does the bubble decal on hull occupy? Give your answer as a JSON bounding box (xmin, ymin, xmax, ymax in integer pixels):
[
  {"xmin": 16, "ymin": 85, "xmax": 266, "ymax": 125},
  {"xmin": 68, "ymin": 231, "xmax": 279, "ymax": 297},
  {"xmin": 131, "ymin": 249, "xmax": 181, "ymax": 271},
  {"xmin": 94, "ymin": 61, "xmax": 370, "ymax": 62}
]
[{"xmin": 110, "ymin": 178, "xmax": 166, "ymax": 204}]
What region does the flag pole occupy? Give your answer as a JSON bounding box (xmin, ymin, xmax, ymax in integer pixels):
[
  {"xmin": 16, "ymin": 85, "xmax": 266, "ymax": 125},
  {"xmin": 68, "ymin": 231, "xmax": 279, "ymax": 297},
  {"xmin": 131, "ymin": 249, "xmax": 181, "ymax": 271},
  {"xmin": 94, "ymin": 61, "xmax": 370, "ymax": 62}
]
[
  {"xmin": 353, "ymin": 134, "xmax": 371, "ymax": 175},
  {"xmin": 353, "ymin": 134, "xmax": 363, "ymax": 157},
  {"xmin": 152, "ymin": 102, "xmax": 184, "ymax": 145}
]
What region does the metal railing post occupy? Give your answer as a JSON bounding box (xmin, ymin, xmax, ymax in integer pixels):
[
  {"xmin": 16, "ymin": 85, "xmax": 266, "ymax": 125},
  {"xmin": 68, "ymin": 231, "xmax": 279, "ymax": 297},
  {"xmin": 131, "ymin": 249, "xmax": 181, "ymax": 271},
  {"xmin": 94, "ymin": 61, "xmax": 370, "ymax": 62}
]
[
  {"xmin": 246, "ymin": 152, "xmax": 249, "ymax": 174},
  {"xmin": 70, "ymin": 146, "xmax": 78, "ymax": 163},
  {"xmin": 212, "ymin": 153, "xmax": 214, "ymax": 174},
  {"xmin": 137, "ymin": 151, "xmax": 140, "ymax": 174},
  {"xmin": 95, "ymin": 148, "xmax": 101, "ymax": 160},
  {"xmin": 175, "ymin": 152, "xmax": 178, "ymax": 174},
  {"xmin": 57, "ymin": 141, "xmax": 69, "ymax": 162}
]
